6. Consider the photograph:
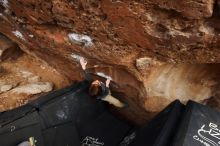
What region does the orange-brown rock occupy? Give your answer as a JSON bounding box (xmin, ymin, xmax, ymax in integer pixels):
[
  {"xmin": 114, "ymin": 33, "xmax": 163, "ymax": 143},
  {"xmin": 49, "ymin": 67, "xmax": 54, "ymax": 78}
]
[{"xmin": 149, "ymin": 0, "xmax": 215, "ymax": 19}]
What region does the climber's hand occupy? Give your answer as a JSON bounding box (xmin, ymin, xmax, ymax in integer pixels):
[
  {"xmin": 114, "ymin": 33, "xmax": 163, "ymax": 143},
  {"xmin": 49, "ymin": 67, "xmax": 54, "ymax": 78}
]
[
  {"xmin": 106, "ymin": 78, "xmax": 111, "ymax": 88},
  {"xmin": 80, "ymin": 57, "xmax": 87, "ymax": 70}
]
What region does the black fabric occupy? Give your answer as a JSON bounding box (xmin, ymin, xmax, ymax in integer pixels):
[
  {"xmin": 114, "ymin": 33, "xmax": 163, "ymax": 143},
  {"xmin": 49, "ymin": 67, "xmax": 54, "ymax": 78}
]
[
  {"xmin": 0, "ymin": 111, "xmax": 44, "ymax": 135},
  {"xmin": 0, "ymin": 104, "xmax": 34, "ymax": 127},
  {"xmin": 172, "ymin": 100, "xmax": 220, "ymax": 146},
  {"xmin": 0, "ymin": 81, "xmax": 132, "ymax": 146},
  {"xmin": 0, "ymin": 123, "xmax": 44, "ymax": 146},
  {"xmin": 39, "ymin": 84, "xmax": 107, "ymax": 128},
  {"xmin": 119, "ymin": 100, "xmax": 184, "ymax": 146},
  {"xmin": 43, "ymin": 122, "xmax": 81, "ymax": 146},
  {"xmin": 79, "ymin": 111, "xmax": 132, "ymax": 146},
  {"xmin": 29, "ymin": 82, "xmax": 82, "ymax": 108},
  {"xmin": 96, "ymin": 83, "xmax": 110, "ymax": 100}
]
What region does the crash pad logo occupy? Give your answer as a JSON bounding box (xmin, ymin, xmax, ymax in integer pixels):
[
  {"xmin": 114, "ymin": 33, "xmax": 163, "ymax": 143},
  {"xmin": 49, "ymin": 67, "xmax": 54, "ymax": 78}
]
[
  {"xmin": 119, "ymin": 132, "xmax": 136, "ymax": 146},
  {"xmin": 193, "ymin": 122, "xmax": 220, "ymax": 146},
  {"xmin": 81, "ymin": 136, "xmax": 104, "ymax": 146}
]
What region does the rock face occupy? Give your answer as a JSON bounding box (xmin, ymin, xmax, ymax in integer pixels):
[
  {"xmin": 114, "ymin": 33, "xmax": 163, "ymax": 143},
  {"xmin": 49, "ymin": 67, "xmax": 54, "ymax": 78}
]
[
  {"xmin": 11, "ymin": 82, "xmax": 53, "ymax": 94},
  {"xmin": 0, "ymin": 0, "xmax": 220, "ymax": 124},
  {"xmin": 0, "ymin": 35, "xmax": 70, "ymax": 112},
  {"xmin": 150, "ymin": 0, "xmax": 215, "ymax": 19}
]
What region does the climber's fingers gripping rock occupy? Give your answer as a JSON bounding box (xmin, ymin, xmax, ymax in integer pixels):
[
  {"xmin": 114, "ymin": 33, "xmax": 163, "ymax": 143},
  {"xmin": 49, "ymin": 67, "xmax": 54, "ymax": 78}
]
[{"xmin": 80, "ymin": 57, "xmax": 87, "ymax": 70}]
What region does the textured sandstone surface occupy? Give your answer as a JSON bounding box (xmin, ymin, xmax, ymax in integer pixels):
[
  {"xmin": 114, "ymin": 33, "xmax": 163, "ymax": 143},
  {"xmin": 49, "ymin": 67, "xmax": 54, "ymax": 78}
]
[
  {"xmin": 0, "ymin": 35, "xmax": 70, "ymax": 111},
  {"xmin": 0, "ymin": 0, "xmax": 220, "ymax": 124}
]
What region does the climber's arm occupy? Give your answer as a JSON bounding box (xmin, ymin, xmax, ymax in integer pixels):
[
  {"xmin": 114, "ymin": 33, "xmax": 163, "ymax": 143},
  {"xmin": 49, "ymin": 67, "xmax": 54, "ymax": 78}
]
[
  {"xmin": 80, "ymin": 57, "xmax": 92, "ymax": 81},
  {"xmin": 96, "ymin": 82, "xmax": 110, "ymax": 99},
  {"xmin": 83, "ymin": 70, "xmax": 93, "ymax": 82},
  {"xmin": 105, "ymin": 78, "xmax": 111, "ymax": 88},
  {"xmin": 80, "ymin": 57, "xmax": 87, "ymax": 71}
]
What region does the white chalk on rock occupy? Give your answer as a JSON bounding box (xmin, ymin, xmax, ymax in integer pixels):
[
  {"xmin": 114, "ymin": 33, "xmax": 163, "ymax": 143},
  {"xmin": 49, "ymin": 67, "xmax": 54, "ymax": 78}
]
[
  {"xmin": 0, "ymin": 0, "xmax": 8, "ymax": 8},
  {"xmin": 12, "ymin": 30, "xmax": 25, "ymax": 40},
  {"xmin": 68, "ymin": 32, "xmax": 93, "ymax": 47},
  {"xmin": 0, "ymin": 0, "xmax": 10, "ymax": 13},
  {"xmin": 28, "ymin": 34, "xmax": 34, "ymax": 38},
  {"xmin": 96, "ymin": 72, "xmax": 112, "ymax": 80},
  {"xmin": 70, "ymin": 53, "xmax": 82, "ymax": 62}
]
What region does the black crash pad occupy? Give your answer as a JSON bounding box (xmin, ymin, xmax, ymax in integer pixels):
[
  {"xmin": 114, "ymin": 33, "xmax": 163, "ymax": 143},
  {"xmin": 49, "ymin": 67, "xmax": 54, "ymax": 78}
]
[
  {"xmin": 29, "ymin": 82, "xmax": 82, "ymax": 108},
  {"xmin": 0, "ymin": 81, "xmax": 132, "ymax": 146},
  {"xmin": 172, "ymin": 100, "xmax": 220, "ymax": 146},
  {"xmin": 39, "ymin": 85, "xmax": 107, "ymax": 128},
  {"xmin": 0, "ymin": 104, "xmax": 34, "ymax": 127},
  {"xmin": 80, "ymin": 111, "xmax": 132, "ymax": 146},
  {"xmin": 0, "ymin": 112, "xmax": 45, "ymax": 146},
  {"xmin": 0, "ymin": 123, "xmax": 44, "ymax": 146},
  {"xmin": 43, "ymin": 122, "xmax": 81, "ymax": 146},
  {"xmin": 0, "ymin": 111, "xmax": 44, "ymax": 135},
  {"xmin": 119, "ymin": 100, "xmax": 184, "ymax": 146},
  {"xmin": 0, "ymin": 82, "xmax": 82, "ymax": 127}
]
